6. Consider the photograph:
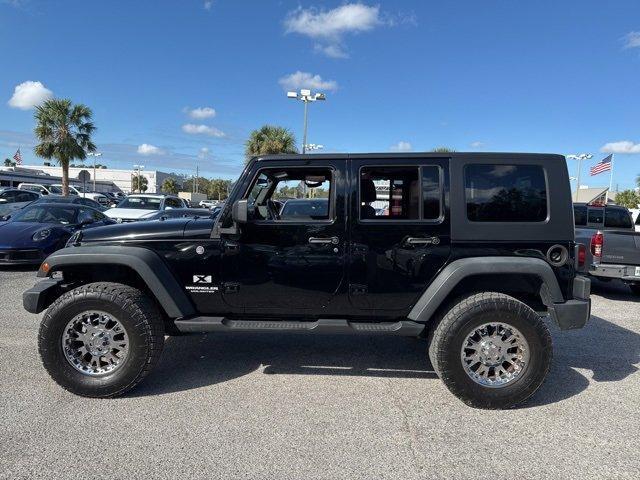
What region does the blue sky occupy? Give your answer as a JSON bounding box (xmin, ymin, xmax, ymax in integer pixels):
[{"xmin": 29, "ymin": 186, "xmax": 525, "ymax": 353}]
[{"xmin": 1, "ymin": 0, "xmax": 639, "ymax": 189}]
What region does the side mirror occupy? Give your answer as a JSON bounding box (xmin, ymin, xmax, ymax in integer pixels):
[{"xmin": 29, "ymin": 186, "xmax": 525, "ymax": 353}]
[
  {"xmin": 79, "ymin": 215, "xmax": 95, "ymax": 226},
  {"xmin": 232, "ymin": 199, "xmax": 248, "ymax": 223}
]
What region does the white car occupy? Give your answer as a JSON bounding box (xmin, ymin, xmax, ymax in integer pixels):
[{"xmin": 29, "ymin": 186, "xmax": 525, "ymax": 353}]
[
  {"xmin": 49, "ymin": 184, "xmax": 111, "ymax": 207},
  {"xmin": 18, "ymin": 183, "xmax": 56, "ymax": 196},
  {"xmin": 199, "ymin": 200, "xmax": 218, "ymax": 209},
  {"xmin": 104, "ymin": 194, "xmax": 187, "ymax": 222}
]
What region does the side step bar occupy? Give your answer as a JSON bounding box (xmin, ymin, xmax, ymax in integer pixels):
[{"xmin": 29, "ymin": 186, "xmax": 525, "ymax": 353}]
[{"xmin": 174, "ymin": 317, "xmax": 426, "ymax": 336}]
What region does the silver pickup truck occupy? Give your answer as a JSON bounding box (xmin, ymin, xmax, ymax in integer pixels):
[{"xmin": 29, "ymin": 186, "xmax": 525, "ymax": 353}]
[{"xmin": 574, "ymin": 203, "xmax": 640, "ymax": 295}]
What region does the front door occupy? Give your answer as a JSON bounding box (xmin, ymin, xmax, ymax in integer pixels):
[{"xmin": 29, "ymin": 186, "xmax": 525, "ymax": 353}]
[
  {"xmin": 348, "ymin": 157, "xmax": 451, "ymax": 313},
  {"xmin": 220, "ymin": 161, "xmax": 346, "ymax": 315}
]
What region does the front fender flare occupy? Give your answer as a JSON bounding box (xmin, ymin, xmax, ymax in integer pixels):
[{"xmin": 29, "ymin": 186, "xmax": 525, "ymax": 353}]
[{"xmin": 36, "ymin": 246, "xmax": 195, "ymax": 318}]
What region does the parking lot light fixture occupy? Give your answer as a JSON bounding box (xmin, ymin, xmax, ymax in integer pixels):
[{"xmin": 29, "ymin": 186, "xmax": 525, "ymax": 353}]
[
  {"xmin": 567, "ymin": 153, "xmax": 593, "ymax": 201},
  {"xmin": 87, "ymin": 152, "xmax": 102, "ymax": 191},
  {"xmin": 287, "ymin": 89, "xmax": 327, "ymax": 154}
]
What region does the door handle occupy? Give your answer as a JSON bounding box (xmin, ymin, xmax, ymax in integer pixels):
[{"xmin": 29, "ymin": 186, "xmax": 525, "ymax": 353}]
[
  {"xmin": 406, "ymin": 236, "xmax": 440, "ymax": 245},
  {"xmin": 308, "ymin": 236, "xmax": 339, "ymax": 245}
]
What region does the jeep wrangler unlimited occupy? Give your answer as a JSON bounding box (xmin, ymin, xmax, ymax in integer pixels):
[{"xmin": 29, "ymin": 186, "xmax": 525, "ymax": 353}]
[{"xmin": 24, "ymin": 153, "xmax": 591, "ymax": 408}]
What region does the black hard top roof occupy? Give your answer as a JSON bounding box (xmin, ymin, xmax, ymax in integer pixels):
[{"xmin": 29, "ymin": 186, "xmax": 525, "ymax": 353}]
[{"xmin": 252, "ymin": 152, "xmax": 565, "ymax": 162}]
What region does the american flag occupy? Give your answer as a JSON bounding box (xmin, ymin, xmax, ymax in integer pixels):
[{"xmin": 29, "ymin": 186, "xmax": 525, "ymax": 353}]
[
  {"xmin": 589, "ymin": 154, "xmax": 612, "ymax": 176},
  {"xmin": 13, "ymin": 148, "xmax": 22, "ymax": 165}
]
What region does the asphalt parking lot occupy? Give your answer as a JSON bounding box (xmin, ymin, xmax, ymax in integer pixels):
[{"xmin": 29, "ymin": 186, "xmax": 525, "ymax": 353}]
[{"xmin": 0, "ymin": 269, "xmax": 638, "ymax": 479}]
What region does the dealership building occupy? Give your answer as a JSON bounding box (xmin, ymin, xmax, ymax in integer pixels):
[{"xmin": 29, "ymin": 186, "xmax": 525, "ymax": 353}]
[{"xmin": 2, "ymin": 164, "xmax": 181, "ymax": 194}]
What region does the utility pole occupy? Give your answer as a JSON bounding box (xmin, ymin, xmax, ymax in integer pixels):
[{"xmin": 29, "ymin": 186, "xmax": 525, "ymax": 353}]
[
  {"xmin": 87, "ymin": 152, "xmax": 102, "ymax": 192},
  {"xmin": 287, "ymin": 89, "xmax": 326, "ymax": 154}
]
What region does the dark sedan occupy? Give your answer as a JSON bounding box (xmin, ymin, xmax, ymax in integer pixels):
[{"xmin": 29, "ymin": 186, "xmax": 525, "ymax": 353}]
[{"xmin": 0, "ymin": 203, "xmax": 114, "ymax": 265}]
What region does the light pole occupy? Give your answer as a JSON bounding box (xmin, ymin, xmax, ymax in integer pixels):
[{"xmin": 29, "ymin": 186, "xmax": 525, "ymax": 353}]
[
  {"xmin": 87, "ymin": 152, "xmax": 102, "ymax": 192},
  {"xmin": 133, "ymin": 164, "xmax": 144, "ymax": 193},
  {"xmin": 287, "ymin": 89, "xmax": 326, "ymax": 154},
  {"xmin": 305, "ymin": 143, "xmax": 324, "ymax": 151},
  {"xmin": 567, "ymin": 154, "xmax": 592, "ymax": 201}
]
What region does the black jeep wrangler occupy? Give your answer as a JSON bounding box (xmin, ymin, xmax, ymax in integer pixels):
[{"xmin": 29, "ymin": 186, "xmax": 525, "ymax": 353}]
[{"xmin": 24, "ymin": 153, "xmax": 591, "ymax": 408}]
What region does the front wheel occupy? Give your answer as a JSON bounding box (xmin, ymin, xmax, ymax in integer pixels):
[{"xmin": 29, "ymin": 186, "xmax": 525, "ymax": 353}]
[
  {"xmin": 428, "ymin": 292, "xmax": 552, "ymax": 409},
  {"xmin": 38, "ymin": 282, "xmax": 164, "ymax": 397}
]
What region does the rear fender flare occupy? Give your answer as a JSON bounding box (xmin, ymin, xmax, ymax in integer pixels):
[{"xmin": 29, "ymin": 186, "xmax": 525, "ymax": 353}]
[{"xmin": 407, "ymin": 257, "xmax": 564, "ymax": 323}]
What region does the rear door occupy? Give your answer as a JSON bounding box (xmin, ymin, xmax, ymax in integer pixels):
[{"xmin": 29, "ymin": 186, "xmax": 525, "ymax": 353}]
[{"xmin": 348, "ymin": 157, "xmax": 451, "ymax": 312}]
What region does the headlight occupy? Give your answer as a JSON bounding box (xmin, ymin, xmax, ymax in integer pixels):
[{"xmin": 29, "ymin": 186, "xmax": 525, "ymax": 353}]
[{"xmin": 32, "ymin": 229, "xmax": 52, "ymax": 241}]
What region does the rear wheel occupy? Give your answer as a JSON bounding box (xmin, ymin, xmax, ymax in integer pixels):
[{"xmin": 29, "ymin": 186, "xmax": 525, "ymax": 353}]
[
  {"xmin": 428, "ymin": 292, "xmax": 552, "ymax": 409},
  {"xmin": 38, "ymin": 282, "xmax": 164, "ymax": 397}
]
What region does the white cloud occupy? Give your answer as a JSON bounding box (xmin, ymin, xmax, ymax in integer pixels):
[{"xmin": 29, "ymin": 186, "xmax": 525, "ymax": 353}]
[
  {"xmin": 284, "ymin": 3, "xmax": 382, "ymax": 58},
  {"xmin": 390, "ymin": 141, "xmax": 412, "ymax": 152},
  {"xmin": 182, "ymin": 123, "xmax": 225, "ymax": 137},
  {"xmin": 600, "ymin": 140, "xmax": 640, "ymax": 154},
  {"xmin": 137, "ymin": 143, "xmax": 165, "ymax": 156},
  {"xmin": 8, "ymin": 81, "xmax": 53, "ymax": 110},
  {"xmin": 185, "ymin": 106, "xmax": 216, "ymax": 119},
  {"xmin": 203, "ymin": 1, "xmax": 213, "ymax": 11},
  {"xmin": 623, "ymin": 32, "xmax": 640, "ymax": 49},
  {"xmin": 278, "ymin": 71, "xmax": 338, "ymax": 92},
  {"xmin": 470, "ymin": 141, "xmax": 485, "ymax": 148}
]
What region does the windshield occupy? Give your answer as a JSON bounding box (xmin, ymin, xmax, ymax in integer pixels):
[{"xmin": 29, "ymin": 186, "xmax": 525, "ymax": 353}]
[
  {"xmin": 49, "ymin": 186, "xmax": 64, "ymax": 194},
  {"xmin": 11, "ymin": 205, "xmax": 78, "ymax": 224},
  {"xmin": 117, "ymin": 197, "xmax": 162, "ymax": 210}
]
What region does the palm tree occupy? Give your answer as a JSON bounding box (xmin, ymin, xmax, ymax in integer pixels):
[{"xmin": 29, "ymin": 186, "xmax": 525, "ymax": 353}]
[
  {"xmin": 4, "ymin": 158, "xmax": 16, "ymax": 167},
  {"xmin": 162, "ymin": 178, "xmax": 179, "ymax": 194},
  {"xmin": 33, "ymin": 99, "xmax": 96, "ymax": 196},
  {"xmin": 245, "ymin": 125, "xmax": 297, "ymax": 163},
  {"xmin": 132, "ymin": 174, "xmax": 148, "ymax": 193}
]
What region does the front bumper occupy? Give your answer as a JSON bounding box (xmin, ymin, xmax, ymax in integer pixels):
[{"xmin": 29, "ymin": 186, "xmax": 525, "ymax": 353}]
[
  {"xmin": 0, "ymin": 249, "xmax": 44, "ymax": 265},
  {"xmin": 590, "ymin": 263, "xmax": 640, "ymax": 283},
  {"xmin": 23, "ymin": 278, "xmax": 62, "ymax": 314},
  {"xmin": 544, "ymin": 275, "xmax": 591, "ymax": 330}
]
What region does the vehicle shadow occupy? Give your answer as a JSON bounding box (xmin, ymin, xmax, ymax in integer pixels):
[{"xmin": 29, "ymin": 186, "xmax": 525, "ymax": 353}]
[
  {"xmin": 0, "ymin": 265, "xmax": 39, "ymax": 272},
  {"xmin": 131, "ymin": 313, "xmax": 640, "ymax": 408},
  {"xmin": 590, "ymin": 277, "xmax": 640, "ymax": 302}
]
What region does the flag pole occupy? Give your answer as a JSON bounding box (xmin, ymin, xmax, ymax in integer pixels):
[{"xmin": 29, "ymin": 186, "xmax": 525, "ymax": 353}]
[{"xmin": 606, "ymin": 154, "xmax": 614, "ymax": 204}]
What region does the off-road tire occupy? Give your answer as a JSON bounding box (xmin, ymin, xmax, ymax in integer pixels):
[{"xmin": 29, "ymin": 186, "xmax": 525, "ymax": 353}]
[
  {"xmin": 38, "ymin": 282, "xmax": 164, "ymax": 397},
  {"xmin": 428, "ymin": 292, "xmax": 552, "ymax": 409},
  {"xmin": 629, "ymin": 283, "xmax": 640, "ymax": 296}
]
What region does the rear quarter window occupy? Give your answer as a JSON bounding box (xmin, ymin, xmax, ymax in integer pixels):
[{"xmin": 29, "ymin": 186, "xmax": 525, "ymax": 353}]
[{"xmin": 465, "ymin": 164, "xmax": 547, "ymax": 222}]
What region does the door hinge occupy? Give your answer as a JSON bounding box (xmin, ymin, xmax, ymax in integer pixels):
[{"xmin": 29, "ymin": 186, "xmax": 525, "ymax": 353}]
[{"xmin": 349, "ymin": 284, "xmax": 368, "ymax": 296}]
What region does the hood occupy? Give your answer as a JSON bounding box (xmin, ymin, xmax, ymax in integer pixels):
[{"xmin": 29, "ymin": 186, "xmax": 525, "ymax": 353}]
[
  {"xmin": 0, "ymin": 222, "xmax": 68, "ymax": 248},
  {"xmin": 104, "ymin": 208, "xmax": 157, "ymax": 220},
  {"xmin": 78, "ymin": 218, "xmax": 193, "ymax": 243}
]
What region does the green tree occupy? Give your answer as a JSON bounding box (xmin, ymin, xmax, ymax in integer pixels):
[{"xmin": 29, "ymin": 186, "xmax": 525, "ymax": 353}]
[
  {"xmin": 614, "ymin": 189, "xmax": 640, "ymax": 209},
  {"xmin": 132, "ymin": 174, "xmax": 148, "ymax": 193},
  {"xmin": 162, "ymin": 178, "xmax": 179, "ymax": 194},
  {"xmin": 182, "ymin": 177, "xmax": 210, "ymax": 194},
  {"xmin": 208, "ymin": 178, "xmax": 232, "ymax": 200},
  {"xmin": 4, "ymin": 158, "xmax": 16, "ymax": 167},
  {"xmin": 431, "ymin": 147, "xmax": 456, "ymax": 153},
  {"xmin": 245, "ymin": 125, "xmax": 297, "ymax": 163},
  {"xmin": 33, "ymin": 98, "xmax": 96, "ymax": 196}
]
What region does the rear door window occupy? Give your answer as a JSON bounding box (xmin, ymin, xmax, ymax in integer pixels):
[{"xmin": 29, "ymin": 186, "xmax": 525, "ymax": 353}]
[
  {"xmin": 465, "ymin": 165, "xmax": 547, "ymax": 222},
  {"xmin": 360, "ymin": 166, "xmax": 420, "ymax": 220}
]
